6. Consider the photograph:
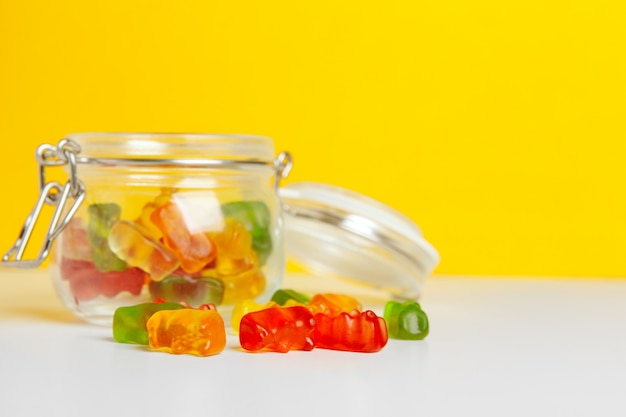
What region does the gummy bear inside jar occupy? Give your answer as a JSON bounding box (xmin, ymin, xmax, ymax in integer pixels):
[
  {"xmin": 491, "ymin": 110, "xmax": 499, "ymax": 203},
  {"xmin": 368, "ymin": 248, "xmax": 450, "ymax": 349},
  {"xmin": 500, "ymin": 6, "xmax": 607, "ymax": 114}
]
[{"xmin": 53, "ymin": 185, "xmax": 281, "ymax": 325}]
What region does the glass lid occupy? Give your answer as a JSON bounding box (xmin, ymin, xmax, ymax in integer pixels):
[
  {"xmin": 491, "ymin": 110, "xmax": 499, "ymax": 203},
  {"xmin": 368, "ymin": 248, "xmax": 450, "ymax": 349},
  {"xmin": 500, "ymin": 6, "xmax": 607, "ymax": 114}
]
[{"xmin": 279, "ymin": 182, "xmax": 440, "ymax": 300}]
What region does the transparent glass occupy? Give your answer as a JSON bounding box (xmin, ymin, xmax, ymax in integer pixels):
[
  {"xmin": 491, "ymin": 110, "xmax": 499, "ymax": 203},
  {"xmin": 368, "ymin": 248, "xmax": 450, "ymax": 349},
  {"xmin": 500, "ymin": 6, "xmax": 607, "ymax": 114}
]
[{"xmin": 49, "ymin": 133, "xmax": 285, "ymax": 325}]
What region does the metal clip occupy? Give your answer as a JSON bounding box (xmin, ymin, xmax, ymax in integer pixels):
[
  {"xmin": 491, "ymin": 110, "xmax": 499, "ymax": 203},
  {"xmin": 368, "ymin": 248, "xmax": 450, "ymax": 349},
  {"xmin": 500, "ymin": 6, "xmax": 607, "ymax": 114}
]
[
  {"xmin": 274, "ymin": 151, "xmax": 293, "ymax": 191},
  {"xmin": 3, "ymin": 139, "xmax": 85, "ymax": 268}
]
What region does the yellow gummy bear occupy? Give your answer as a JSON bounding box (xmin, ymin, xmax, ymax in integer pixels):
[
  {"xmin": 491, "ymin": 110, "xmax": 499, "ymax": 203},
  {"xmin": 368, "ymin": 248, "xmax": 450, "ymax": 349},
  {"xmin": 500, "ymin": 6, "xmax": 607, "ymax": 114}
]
[
  {"xmin": 219, "ymin": 267, "xmax": 266, "ymax": 305},
  {"xmin": 230, "ymin": 299, "xmax": 278, "ymax": 333}
]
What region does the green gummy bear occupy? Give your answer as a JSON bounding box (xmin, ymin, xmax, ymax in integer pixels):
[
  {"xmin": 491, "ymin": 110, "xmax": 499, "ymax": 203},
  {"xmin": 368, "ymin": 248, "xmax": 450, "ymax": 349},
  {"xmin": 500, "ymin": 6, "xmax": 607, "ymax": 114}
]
[
  {"xmin": 384, "ymin": 300, "xmax": 429, "ymax": 340},
  {"xmin": 149, "ymin": 276, "xmax": 225, "ymax": 307},
  {"xmin": 87, "ymin": 203, "xmax": 127, "ymax": 272},
  {"xmin": 113, "ymin": 302, "xmax": 186, "ymax": 345},
  {"xmin": 271, "ymin": 289, "xmax": 311, "ymax": 306},
  {"xmin": 221, "ymin": 201, "xmax": 272, "ymax": 265}
]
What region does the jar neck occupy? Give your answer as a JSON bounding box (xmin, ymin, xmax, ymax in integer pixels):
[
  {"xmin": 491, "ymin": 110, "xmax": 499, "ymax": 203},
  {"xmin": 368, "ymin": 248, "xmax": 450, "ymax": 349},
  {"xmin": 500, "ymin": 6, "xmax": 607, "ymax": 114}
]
[
  {"xmin": 66, "ymin": 132, "xmax": 277, "ymax": 164},
  {"xmin": 75, "ymin": 165, "xmax": 276, "ymax": 190}
]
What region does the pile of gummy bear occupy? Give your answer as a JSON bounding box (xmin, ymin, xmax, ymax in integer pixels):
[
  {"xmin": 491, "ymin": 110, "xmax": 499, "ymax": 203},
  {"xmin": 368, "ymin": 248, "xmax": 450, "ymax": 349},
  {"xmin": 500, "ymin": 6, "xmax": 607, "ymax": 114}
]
[
  {"xmin": 54, "ymin": 187, "xmax": 429, "ymax": 355},
  {"xmin": 113, "ymin": 288, "xmax": 430, "ymax": 356},
  {"xmin": 58, "ymin": 188, "xmax": 272, "ymax": 305}
]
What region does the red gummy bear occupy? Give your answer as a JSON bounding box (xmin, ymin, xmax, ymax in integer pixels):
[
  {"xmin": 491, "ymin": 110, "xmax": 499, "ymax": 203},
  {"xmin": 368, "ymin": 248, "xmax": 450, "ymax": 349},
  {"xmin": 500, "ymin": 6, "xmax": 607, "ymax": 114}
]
[
  {"xmin": 239, "ymin": 306, "xmax": 316, "ymax": 353},
  {"xmin": 60, "ymin": 257, "xmax": 145, "ymax": 301},
  {"xmin": 313, "ymin": 310, "xmax": 388, "ymax": 353},
  {"xmin": 99, "ymin": 267, "xmax": 145, "ymax": 298}
]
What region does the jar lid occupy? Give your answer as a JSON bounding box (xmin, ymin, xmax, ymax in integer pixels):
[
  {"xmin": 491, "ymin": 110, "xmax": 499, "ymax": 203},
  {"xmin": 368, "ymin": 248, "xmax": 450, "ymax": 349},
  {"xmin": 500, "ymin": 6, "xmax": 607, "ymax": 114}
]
[{"xmin": 279, "ymin": 182, "xmax": 440, "ymax": 300}]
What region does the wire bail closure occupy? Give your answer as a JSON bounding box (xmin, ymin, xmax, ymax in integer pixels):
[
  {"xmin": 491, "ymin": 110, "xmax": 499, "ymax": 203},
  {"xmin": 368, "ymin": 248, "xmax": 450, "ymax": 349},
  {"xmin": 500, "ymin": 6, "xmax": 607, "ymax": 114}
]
[{"xmin": 2, "ymin": 139, "xmax": 86, "ymax": 268}]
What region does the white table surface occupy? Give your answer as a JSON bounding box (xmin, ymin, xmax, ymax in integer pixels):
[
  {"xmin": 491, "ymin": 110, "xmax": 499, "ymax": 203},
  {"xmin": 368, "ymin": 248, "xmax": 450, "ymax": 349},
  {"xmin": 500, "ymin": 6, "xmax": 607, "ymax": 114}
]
[{"xmin": 1, "ymin": 268, "xmax": 625, "ymax": 417}]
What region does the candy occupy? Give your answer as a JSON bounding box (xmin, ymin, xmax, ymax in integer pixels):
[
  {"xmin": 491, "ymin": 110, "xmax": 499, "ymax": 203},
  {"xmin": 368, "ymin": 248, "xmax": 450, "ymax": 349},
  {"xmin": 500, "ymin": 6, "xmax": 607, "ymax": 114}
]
[
  {"xmin": 169, "ymin": 266, "xmax": 205, "ymax": 279},
  {"xmin": 107, "ymin": 220, "xmax": 179, "ymax": 281},
  {"xmin": 60, "ymin": 218, "xmax": 92, "ymax": 261},
  {"xmin": 136, "ymin": 201, "xmax": 164, "ymax": 239},
  {"xmin": 239, "ymin": 306, "xmax": 316, "ymax": 353},
  {"xmin": 60, "ymin": 257, "xmax": 145, "ymax": 301},
  {"xmin": 213, "ymin": 218, "xmax": 253, "ymax": 260},
  {"xmin": 61, "ymin": 258, "xmax": 100, "ymax": 301},
  {"xmin": 308, "ymin": 293, "xmax": 362, "ymax": 316},
  {"xmin": 135, "ymin": 188, "xmax": 175, "ymax": 239},
  {"xmin": 221, "ymin": 201, "xmax": 272, "ymax": 265},
  {"xmin": 147, "ymin": 309, "xmax": 226, "ymax": 356},
  {"xmin": 113, "ymin": 302, "xmax": 186, "ymax": 345},
  {"xmin": 150, "ymin": 201, "xmax": 216, "ymax": 274},
  {"xmin": 87, "ymin": 203, "xmax": 127, "ymax": 272},
  {"xmin": 271, "ymin": 289, "xmax": 310, "ymax": 306},
  {"xmin": 99, "ymin": 267, "xmax": 146, "ymax": 298},
  {"xmin": 148, "ymin": 275, "xmax": 224, "ymax": 307},
  {"xmin": 153, "ymin": 298, "xmax": 217, "ymax": 311},
  {"xmin": 383, "ymin": 300, "xmax": 429, "ymax": 340},
  {"xmin": 211, "ymin": 218, "xmax": 256, "ymax": 276},
  {"xmin": 313, "ymin": 310, "xmax": 388, "ymax": 353},
  {"xmin": 196, "ymin": 303, "xmax": 218, "ymax": 311},
  {"xmin": 220, "ymin": 267, "xmax": 266, "ymax": 305},
  {"xmin": 230, "ymin": 299, "xmax": 278, "ymax": 332}
]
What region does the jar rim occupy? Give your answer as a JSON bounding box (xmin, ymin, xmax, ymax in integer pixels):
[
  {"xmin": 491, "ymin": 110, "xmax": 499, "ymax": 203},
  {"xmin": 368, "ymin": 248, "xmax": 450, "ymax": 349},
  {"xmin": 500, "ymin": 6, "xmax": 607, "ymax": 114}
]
[{"xmin": 65, "ymin": 132, "xmax": 277, "ymax": 166}]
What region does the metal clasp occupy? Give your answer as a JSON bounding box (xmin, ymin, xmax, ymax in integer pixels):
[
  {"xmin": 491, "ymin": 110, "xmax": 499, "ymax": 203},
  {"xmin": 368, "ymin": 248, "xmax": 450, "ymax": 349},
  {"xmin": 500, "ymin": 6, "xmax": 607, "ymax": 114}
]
[
  {"xmin": 3, "ymin": 139, "xmax": 85, "ymax": 268},
  {"xmin": 274, "ymin": 151, "xmax": 293, "ymax": 191}
]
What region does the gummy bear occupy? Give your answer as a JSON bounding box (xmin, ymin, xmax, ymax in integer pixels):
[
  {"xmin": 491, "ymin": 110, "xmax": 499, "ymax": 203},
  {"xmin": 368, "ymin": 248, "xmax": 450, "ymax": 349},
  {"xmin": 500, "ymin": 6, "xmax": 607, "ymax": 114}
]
[
  {"xmin": 135, "ymin": 188, "xmax": 175, "ymax": 239},
  {"xmin": 169, "ymin": 266, "xmax": 205, "ymax": 279},
  {"xmin": 220, "ymin": 267, "xmax": 266, "ymax": 305},
  {"xmin": 150, "ymin": 201, "xmax": 216, "ymax": 274},
  {"xmin": 239, "ymin": 306, "xmax": 316, "ymax": 353},
  {"xmin": 383, "ymin": 300, "xmax": 429, "ymax": 340},
  {"xmin": 148, "ymin": 275, "xmax": 224, "ymax": 307},
  {"xmin": 308, "ymin": 293, "xmax": 362, "ymax": 316},
  {"xmin": 87, "ymin": 203, "xmax": 126, "ymax": 272},
  {"xmin": 60, "ymin": 258, "xmax": 101, "ymax": 301},
  {"xmin": 230, "ymin": 299, "xmax": 277, "ymax": 332},
  {"xmin": 113, "ymin": 302, "xmax": 186, "ymax": 345},
  {"xmin": 99, "ymin": 267, "xmax": 146, "ymax": 298},
  {"xmin": 196, "ymin": 303, "xmax": 218, "ymax": 311},
  {"xmin": 60, "ymin": 257, "xmax": 145, "ymax": 301},
  {"xmin": 147, "ymin": 309, "xmax": 226, "ymax": 356},
  {"xmin": 107, "ymin": 220, "xmax": 179, "ymax": 281},
  {"xmin": 221, "ymin": 201, "xmax": 272, "ymax": 265},
  {"xmin": 59, "ymin": 218, "xmax": 92, "ymax": 261},
  {"xmin": 271, "ymin": 289, "xmax": 311, "ymax": 306},
  {"xmin": 314, "ymin": 310, "xmax": 388, "ymax": 353},
  {"xmin": 153, "ymin": 298, "xmax": 217, "ymax": 311},
  {"xmin": 210, "ymin": 218, "xmax": 256, "ymax": 276}
]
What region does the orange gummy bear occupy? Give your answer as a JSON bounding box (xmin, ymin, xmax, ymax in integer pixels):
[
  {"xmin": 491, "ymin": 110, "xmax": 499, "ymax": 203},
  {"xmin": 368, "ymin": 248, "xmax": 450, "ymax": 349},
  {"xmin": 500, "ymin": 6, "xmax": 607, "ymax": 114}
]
[
  {"xmin": 308, "ymin": 293, "xmax": 363, "ymax": 316},
  {"xmin": 135, "ymin": 188, "xmax": 176, "ymax": 239},
  {"xmin": 107, "ymin": 220, "xmax": 179, "ymax": 281},
  {"xmin": 150, "ymin": 201, "xmax": 216, "ymax": 274},
  {"xmin": 147, "ymin": 309, "xmax": 226, "ymax": 356}
]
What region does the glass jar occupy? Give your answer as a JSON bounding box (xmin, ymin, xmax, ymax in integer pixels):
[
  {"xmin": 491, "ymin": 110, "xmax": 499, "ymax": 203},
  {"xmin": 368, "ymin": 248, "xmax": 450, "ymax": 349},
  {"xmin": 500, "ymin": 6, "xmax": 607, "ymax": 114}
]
[
  {"xmin": 4, "ymin": 133, "xmax": 292, "ymax": 325},
  {"xmin": 4, "ymin": 132, "xmax": 440, "ymax": 326}
]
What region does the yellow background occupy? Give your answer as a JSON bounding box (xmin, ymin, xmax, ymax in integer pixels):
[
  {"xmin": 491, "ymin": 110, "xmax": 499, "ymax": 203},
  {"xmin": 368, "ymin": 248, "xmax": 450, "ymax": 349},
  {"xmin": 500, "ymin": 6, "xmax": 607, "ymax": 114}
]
[{"xmin": 1, "ymin": 1, "xmax": 625, "ymax": 277}]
